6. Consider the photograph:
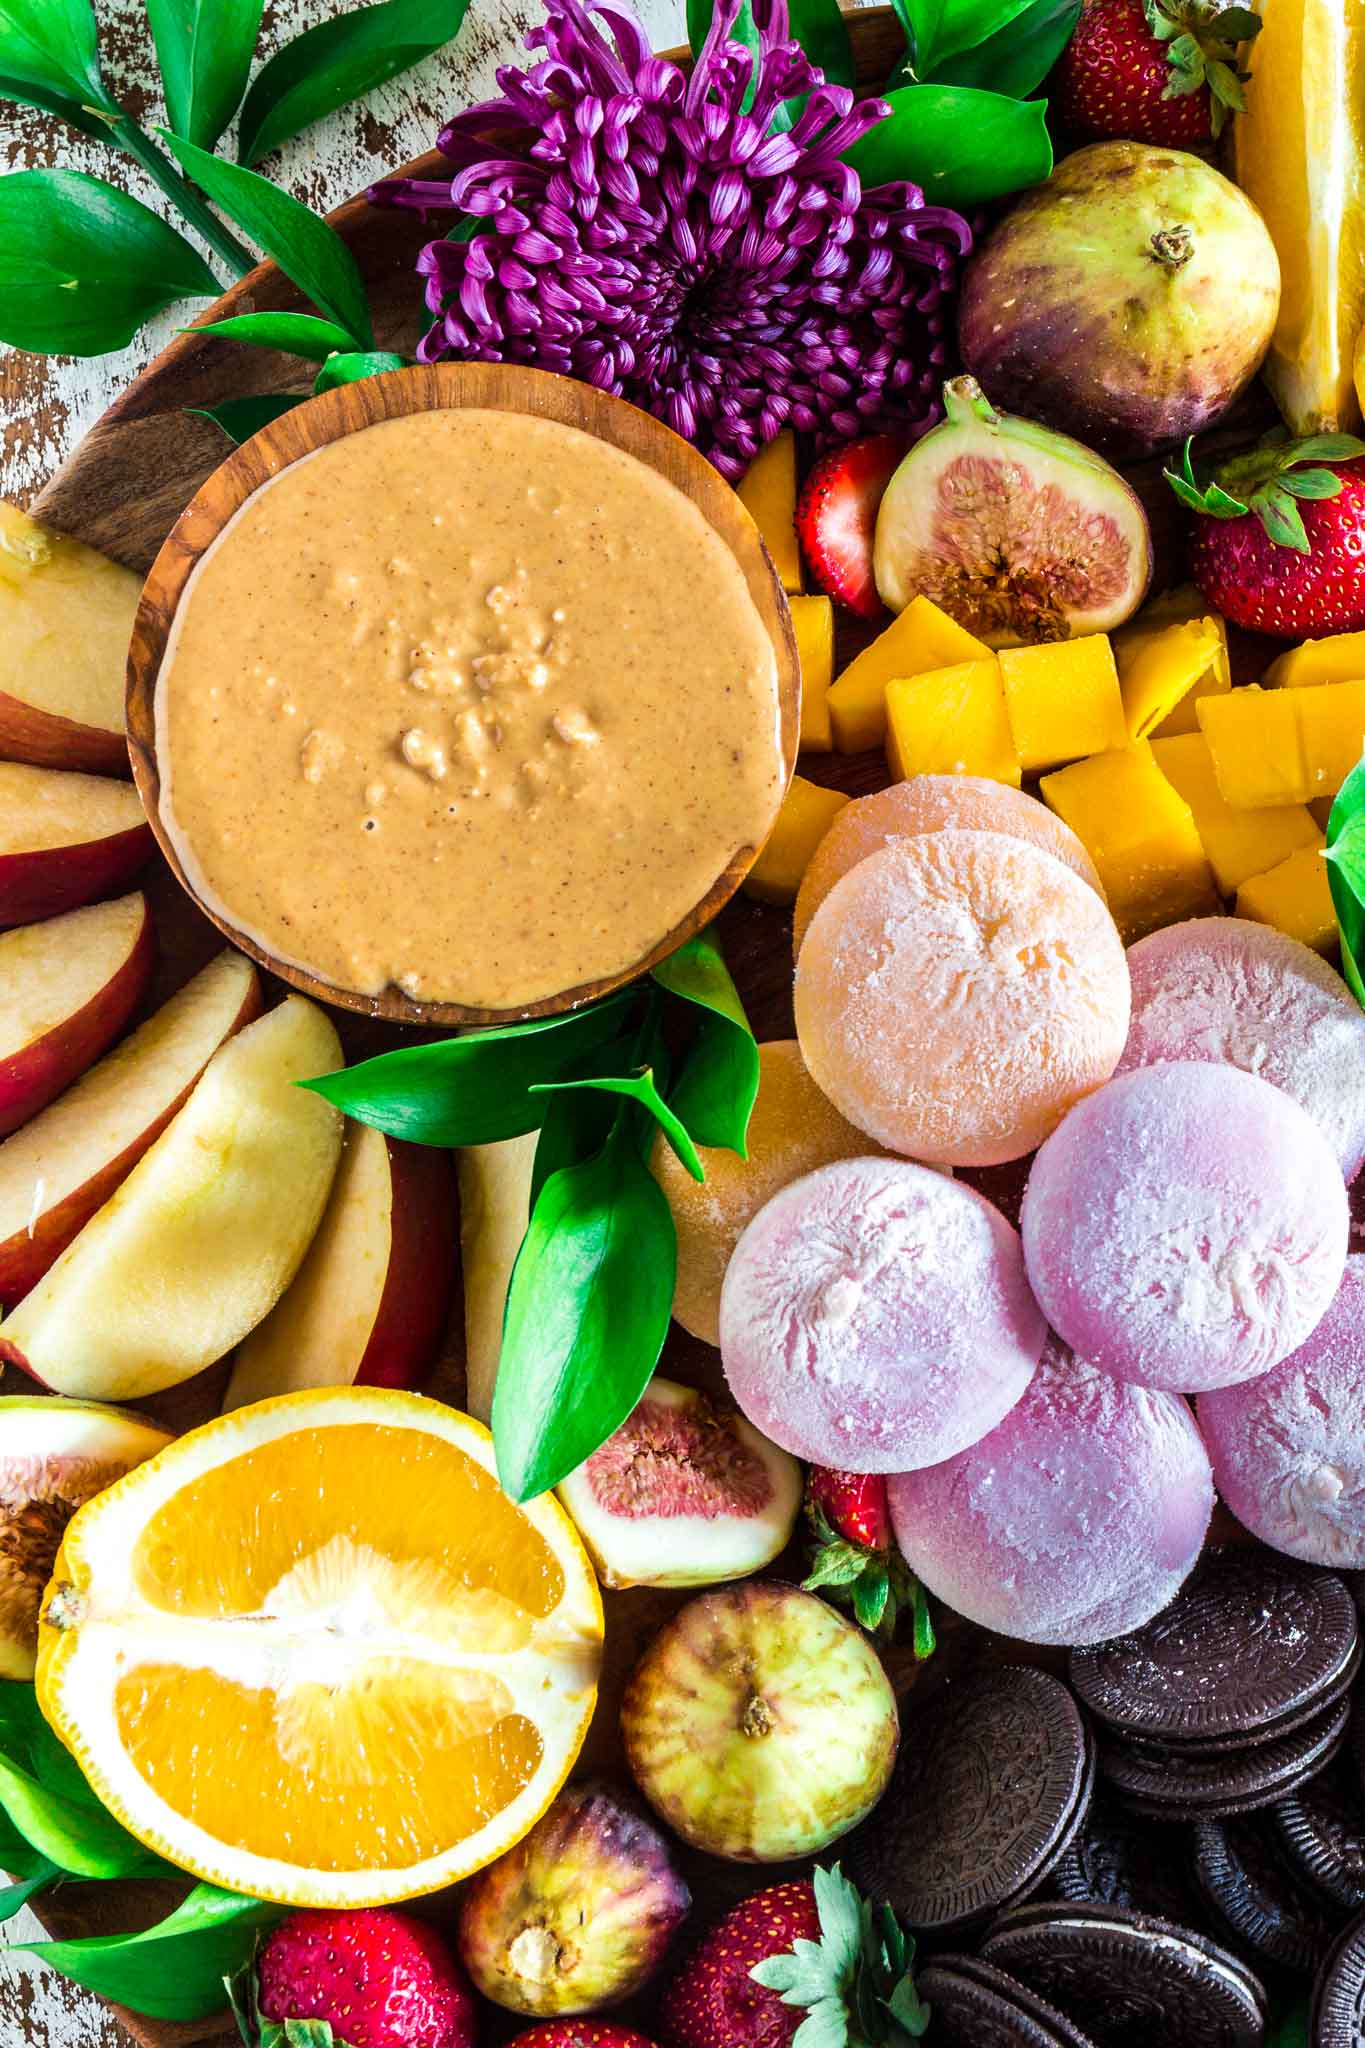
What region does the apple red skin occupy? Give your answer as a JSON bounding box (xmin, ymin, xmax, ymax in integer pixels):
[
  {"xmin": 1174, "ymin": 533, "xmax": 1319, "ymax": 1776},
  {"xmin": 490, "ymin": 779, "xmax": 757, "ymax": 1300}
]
[
  {"xmin": 0, "ymin": 823, "xmax": 154, "ymax": 931},
  {"xmin": 0, "ymin": 899, "xmax": 155, "ymax": 1139},
  {"xmin": 0, "ymin": 693, "xmax": 130, "ymax": 778},
  {"xmin": 0, "ymin": 970, "xmax": 261, "ymax": 1311},
  {"xmin": 355, "ymin": 1138, "xmax": 459, "ymax": 1390}
]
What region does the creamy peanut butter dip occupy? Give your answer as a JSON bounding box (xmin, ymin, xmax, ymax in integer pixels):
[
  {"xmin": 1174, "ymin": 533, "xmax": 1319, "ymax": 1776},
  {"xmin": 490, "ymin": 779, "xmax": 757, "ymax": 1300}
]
[{"xmin": 155, "ymin": 407, "xmax": 785, "ymax": 1009}]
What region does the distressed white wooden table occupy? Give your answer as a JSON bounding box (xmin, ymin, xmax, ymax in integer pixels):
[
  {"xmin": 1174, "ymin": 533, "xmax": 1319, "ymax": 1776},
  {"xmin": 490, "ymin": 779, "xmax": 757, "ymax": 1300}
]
[{"xmin": 0, "ymin": 2, "xmax": 684, "ymax": 2035}]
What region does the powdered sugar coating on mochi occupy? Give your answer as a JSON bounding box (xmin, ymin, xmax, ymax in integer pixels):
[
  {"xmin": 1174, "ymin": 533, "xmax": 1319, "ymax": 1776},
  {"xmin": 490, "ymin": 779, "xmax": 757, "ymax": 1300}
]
[
  {"xmin": 1021, "ymin": 1061, "xmax": 1349, "ymax": 1393},
  {"xmin": 719, "ymin": 1155, "xmax": 1045, "ymax": 1473},
  {"xmin": 888, "ymin": 1339, "xmax": 1214, "ymax": 1646},
  {"xmin": 1198, "ymin": 1255, "xmax": 1365, "ymax": 1566},
  {"xmin": 792, "ymin": 775, "xmax": 1104, "ymax": 954},
  {"xmin": 1119, "ymin": 917, "xmax": 1365, "ymax": 1181},
  {"xmin": 794, "ymin": 830, "xmax": 1130, "ymax": 1168}
]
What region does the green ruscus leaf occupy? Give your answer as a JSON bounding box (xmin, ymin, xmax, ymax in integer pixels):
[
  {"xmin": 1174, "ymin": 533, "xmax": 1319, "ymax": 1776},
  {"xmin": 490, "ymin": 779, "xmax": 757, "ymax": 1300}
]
[
  {"xmin": 161, "ymin": 131, "xmax": 375, "ymax": 346},
  {"xmin": 188, "ymin": 393, "xmax": 307, "ymax": 444},
  {"xmin": 493, "ymin": 1116, "xmax": 675, "ymax": 1500},
  {"xmin": 188, "ymin": 311, "xmax": 357, "ymax": 360},
  {"xmin": 237, "ymin": 0, "xmax": 471, "ymax": 165},
  {"xmin": 313, "ymin": 349, "xmax": 407, "ymax": 392},
  {"xmin": 0, "ymin": 1686, "xmax": 166, "ymax": 1881},
  {"xmin": 650, "ymin": 926, "xmax": 759, "ymax": 1157},
  {"xmin": 843, "ymin": 82, "xmax": 1053, "ymax": 207},
  {"xmin": 299, "ymin": 993, "xmax": 634, "ymax": 1149},
  {"xmin": 12, "ymin": 1883, "xmax": 284, "ymax": 2021},
  {"xmin": 531, "ymin": 1067, "xmax": 704, "ymax": 1181},
  {"xmin": 923, "ymin": 0, "xmax": 1081, "ymax": 95},
  {"xmin": 0, "ymin": 0, "xmax": 118, "ymax": 136},
  {"xmin": 145, "ymin": 0, "xmax": 265, "ymax": 152},
  {"xmin": 0, "ymin": 168, "xmax": 219, "ymax": 354},
  {"xmin": 1325, "ymin": 753, "xmax": 1365, "ymax": 1009}
]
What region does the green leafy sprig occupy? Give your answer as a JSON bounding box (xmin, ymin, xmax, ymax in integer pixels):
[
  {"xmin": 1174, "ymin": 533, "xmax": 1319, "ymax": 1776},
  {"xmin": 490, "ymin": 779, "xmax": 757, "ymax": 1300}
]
[
  {"xmin": 750, "ymin": 1864, "xmax": 931, "ymax": 2047},
  {"xmin": 1325, "ymin": 752, "xmax": 1365, "ymax": 1008},
  {"xmin": 0, "ymin": 0, "xmax": 471, "ymax": 359},
  {"xmin": 1143, "ymin": 0, "xmax": 1261, "ymax": 138},
  {"xmin": 302, "ymin": 927, "xmax": 760, "ymax": 1502},
  {"xmin": 803, "ymin": 1507, "xmax": 936, "ymax": 1655}
]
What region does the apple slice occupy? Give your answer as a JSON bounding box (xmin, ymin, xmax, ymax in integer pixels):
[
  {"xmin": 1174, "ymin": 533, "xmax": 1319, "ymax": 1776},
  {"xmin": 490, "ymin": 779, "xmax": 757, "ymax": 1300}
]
[
  {"xmin": 223, "ymin": 1124, "xmax": 457, "ymax": 1411},
  {"xmin": 0, "ymin": 763, "xmax": 152, "ymax": 929},
  {"xmin": 0, "ymin": 948, "xmax": 260, "ymax": 1303},
  {"xmin": 0, "ymin": 893, "xmax": 154, "ymax": 1137},
  {"xmin": 0, "ymin": 996, "xmax": 344, "ymax": 1400},
  {"xmin": 457, "ymin": 1133, "xmax": 537, "ymax": 1424},
  {"xmin": 0, "ymin": 504, "xmax": 140, "ymax": 777}
]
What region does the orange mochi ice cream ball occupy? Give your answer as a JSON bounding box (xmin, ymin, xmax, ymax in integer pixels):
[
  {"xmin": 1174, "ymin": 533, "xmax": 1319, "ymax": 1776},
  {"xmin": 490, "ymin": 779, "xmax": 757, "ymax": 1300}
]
[
  {"xmin": 793, "ymin": 775, "xmax": 1103, "ymax": 954},
  {"xmin": 795, "ymin": 828, "xmax": 1130, "ymax": 1167},
  {"xmin": 650, "ymin": 1038, "xmax": 879, "ymax": 1346}
]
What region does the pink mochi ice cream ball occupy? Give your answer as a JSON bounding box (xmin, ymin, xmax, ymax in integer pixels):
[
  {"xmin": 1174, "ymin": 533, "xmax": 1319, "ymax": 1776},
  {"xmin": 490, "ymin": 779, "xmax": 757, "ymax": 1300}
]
[
  {"xmin": 718, "ymin": 1155, "xmax": 1046, "ymax": 1473},
  {"xmin": 1021, "ymin": 1061, "xmax": 1349, "ymax": 1394},
  {"xmin": 1199, "ymin": 1256, "xmax": 1365, "ymax": 1566},
  {"xmin": 1119, "ymin": 916, "xmax": 1365, "ymax": 1182},
  {"xmin": 888, "ymin": 1339, "xmax": 1215, "ymax": 1646},
  {"xmin": 794, "ymin": 829, "xmax": 1131, "ymax": 1168}
]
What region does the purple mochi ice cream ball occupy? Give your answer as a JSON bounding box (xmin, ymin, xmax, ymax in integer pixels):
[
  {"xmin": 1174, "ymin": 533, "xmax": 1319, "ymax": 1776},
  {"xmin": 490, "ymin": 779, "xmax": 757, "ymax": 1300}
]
[
  {"xmin": 1021, "ymin": 1061, "xmax": 1348, "ymax": 1393},
  {"xmin": 888, "ymin": 1339, "xmax": 1215, "ymax": 1646},
  {"xmin": 1118, "ymin": 916, "xmax": 1365, "ymax": 1182},
  {"xmin": 1199, "ymin": 1254, "xmax": 1365, "ymax": 1566},
  {"xmin": 719, "ymin": 1155, "xmax": 1045, "ymax": 1473}
]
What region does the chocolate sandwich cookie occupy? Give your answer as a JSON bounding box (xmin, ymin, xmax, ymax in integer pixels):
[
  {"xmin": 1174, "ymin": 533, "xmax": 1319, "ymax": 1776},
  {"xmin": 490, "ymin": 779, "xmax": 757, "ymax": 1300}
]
[
  {"xmin": 1310, "ymin": 1908, "xmax": 1365, "ymax": 2046},
  {"xmin": 1071, "ymin": 1555, "xmax": 1359, "ymax": 1747},
  {"xmin": 1051, "ymin": 1793, "xmax": 1205, "ymax": 1927},
  {"xmin": 1275, "ymin": 1762, "xmax": 1365, "ymax": 1912},
  {"xmin": 846, "ymin": 1667, "xmax": 1093, "ymax": 1930},
  {"xmin": 981, "ymin": 1900, "xmax": 1267, "ymax": 2048},
  {"xmin": 917, "ymin": 1957, "xmax": 1101, "ymax": 2047},
  {"xmin": 1192, "ymin": 1812, "xmax": 1339, "ymax": 1975},
  {"xmin": 1102, "ymin": 1699, "xmax": 1352, "ymax": 1823},
  {"xmin": 1100, "ymin": 1697, "xmax": 1351, "ymax": 1820},
  {"xmin": 1158, "ymin": 1635, "xmax": 1359, "ymax": 1758}
]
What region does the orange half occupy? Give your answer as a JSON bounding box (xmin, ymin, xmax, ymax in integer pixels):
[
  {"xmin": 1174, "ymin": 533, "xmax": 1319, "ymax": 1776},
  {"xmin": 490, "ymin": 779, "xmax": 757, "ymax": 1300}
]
[{"xmin": 35, "ymin": 1388, "xmax": 603, "ymax": 1907}]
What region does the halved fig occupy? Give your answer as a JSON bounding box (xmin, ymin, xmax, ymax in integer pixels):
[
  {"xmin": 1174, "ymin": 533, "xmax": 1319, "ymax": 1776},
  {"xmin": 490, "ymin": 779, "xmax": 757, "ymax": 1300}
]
[
  {"xmin": 873, "ymin": 376, "xmax": 1152, "ymax": 646},
  {"xmin": 556, "ymin": 1375, "xmax": 801, "ymax": 1591},
  {"xmin": 0, "ymin": 1395, "xmax": 170, "ymax": 1677}
]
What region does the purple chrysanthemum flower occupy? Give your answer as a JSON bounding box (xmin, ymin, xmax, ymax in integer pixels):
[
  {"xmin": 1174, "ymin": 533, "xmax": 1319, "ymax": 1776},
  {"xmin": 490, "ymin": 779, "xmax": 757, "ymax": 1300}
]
[{"xmin": 370, "ymin": 0, "xmax": 972, "ymax": 476}]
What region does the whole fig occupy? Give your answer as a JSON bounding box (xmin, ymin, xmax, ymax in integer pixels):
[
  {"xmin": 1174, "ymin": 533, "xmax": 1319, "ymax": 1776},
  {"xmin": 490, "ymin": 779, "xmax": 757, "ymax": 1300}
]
[
  {"xmin": 457, "ymin": 1781, "xmax": 689, "ymax": 2016},
  {"xmin": 959, "ymin": 141, "xmax": 1280, "ymax": 458}
]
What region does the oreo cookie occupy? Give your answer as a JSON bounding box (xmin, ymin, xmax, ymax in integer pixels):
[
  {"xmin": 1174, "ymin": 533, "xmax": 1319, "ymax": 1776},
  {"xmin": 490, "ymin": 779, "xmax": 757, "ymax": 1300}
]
[
  {"xmin": 981, "ymin": 1900, "xmax": 1267, "ymax": 2048},
  {"xmin": 1099, "ymin": 1695, "xmax": 1351, "ymax": 1819},
  {"xmin": 1070, "ymin": 1555, "xmax": 1359, "ymax": 1747},
  {"xmin": 917, "ymin": 1956, "xmax": 1100, "ymax": 2047},
  {"xmin": 1192, "ymin": 1811, "xmax": 1339, "ymax": 1975},
  {"xmin": 846, "ymin": 1667, "xmax": 1092, "ymax": 1930},
  {"xmin": 1275, "ymin": 1762, "xmax": 1365, "ymax": 1911},
  {"xmin": 1310, "ymin": 1908, "xmax": 1365, "ymax": 2046},
  {"xmin": 1051, "ymin": 1793, "xmax": 1205, "ymax": 1928}
]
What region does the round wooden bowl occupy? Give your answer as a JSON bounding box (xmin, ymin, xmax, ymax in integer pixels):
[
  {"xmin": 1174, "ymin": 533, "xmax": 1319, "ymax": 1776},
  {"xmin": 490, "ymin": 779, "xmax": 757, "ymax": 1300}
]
[{"xmin": 126, "ymin": 359, "xmax": 801, "ymax": 1029}]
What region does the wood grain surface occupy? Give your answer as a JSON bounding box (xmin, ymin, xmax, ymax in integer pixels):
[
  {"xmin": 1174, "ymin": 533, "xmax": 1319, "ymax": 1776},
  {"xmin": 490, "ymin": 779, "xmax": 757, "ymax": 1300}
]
[{"xmin": 126, "ymin": 361, "xmax": 801, "ymax": 1026}]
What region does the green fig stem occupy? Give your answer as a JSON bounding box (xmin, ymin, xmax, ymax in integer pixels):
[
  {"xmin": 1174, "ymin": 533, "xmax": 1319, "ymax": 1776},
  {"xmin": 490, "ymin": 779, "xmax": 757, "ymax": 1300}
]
[
  {"xmin": 941, "ymin": 374, "xmax": 1000, "ymax": 431},
  {"xmin": 1150, "ymin": 225, "xmax": 1194, "ymax": 269}
]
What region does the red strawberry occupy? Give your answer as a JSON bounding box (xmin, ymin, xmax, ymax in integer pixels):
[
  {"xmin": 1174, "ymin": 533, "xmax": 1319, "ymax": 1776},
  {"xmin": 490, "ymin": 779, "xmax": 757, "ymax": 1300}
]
[
  {"xmin": 1052, "ymin": 0, "xmax": 1261, "ymax": 146},
  {"xmin": 239, "ymin": 1908, "xmax": 477, "ymax": 2048},
  {"xmin": 508, "ymin": 2029, "xmax": 659, "ymax": 2047},
  {"xmin": 796, "ymin": 434, "xmax": 909, "ymax": 619},
  {"xmin": 804, "ymin": 1468, "xmax": 935, "ymax": 1655},
  {"xmin": 1167, "ymin": 433, "xmax": 1365, "ymax": 637},
  {"xmin": 660, "ymin": 1866, "xmax": 928, "ymax": 2047}
]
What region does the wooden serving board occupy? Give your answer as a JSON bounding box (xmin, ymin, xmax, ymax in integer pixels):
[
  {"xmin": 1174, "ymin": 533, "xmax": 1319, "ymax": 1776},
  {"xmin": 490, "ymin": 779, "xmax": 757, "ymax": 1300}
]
[{"xmin": 15, "ymin": 13, "xmax": 1261, "ymax": 2044}]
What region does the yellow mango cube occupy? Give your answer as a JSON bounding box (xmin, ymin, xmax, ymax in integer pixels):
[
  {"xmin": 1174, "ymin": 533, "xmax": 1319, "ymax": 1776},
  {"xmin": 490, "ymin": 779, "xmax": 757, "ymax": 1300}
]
[
  {"xmin": 743, "ymin": 776, "xmax": 849, "ymax": 905},
  {"xmin": 1151, "ymin": 733, "xmax": 1321, "ymax": 896},
  {"xmin": 1198, "ymin": 681, "xmax": 1365, "ymax": 806},
  {"xmin": 1264, "ymin": 631, "xmax": 1365, "ymax": 689},
  {"xmin": 1041, "ymin": 743, "xmax": 1217, "ymax": 940},
  {"xmin": 737, "ymin": 432, "xmax": 803, "ymax": 594},
  {"xmin": 790, "ymin": 595, "xmax": 835, "ymax": 753},
  {"xmin": 1236, "ymin": 840, "xmax": 1336, "ymax": 955},
  {"xmin": 997, "ymin": 635, "xmax": 1126, "ymax": 773},
  {"xmin": 885, "ymin": 657, "xmax": 1021, "ymax": 788},
  {"xmin": 829, "ymin": 595, "xmax": 990, "ymax": 753},
  {"xmin": 1115, "ymin": 617, "xmax": 1226, "ymax": 742}
]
